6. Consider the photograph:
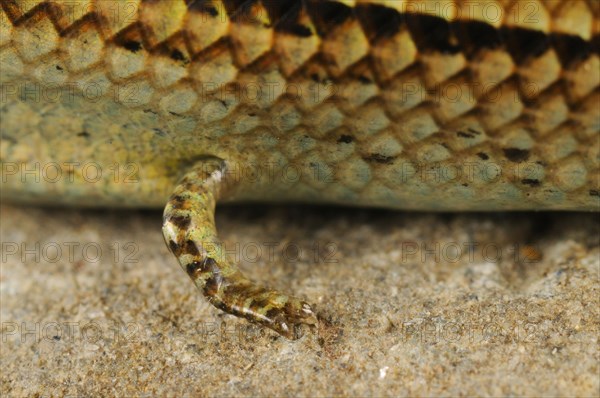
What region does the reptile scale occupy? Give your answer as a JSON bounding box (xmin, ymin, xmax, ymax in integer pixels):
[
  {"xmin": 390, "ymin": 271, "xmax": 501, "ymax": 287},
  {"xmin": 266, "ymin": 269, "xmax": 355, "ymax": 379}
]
[{"xmin": 1, "ymin": 0, "xmax": 598, "ymax": 339}]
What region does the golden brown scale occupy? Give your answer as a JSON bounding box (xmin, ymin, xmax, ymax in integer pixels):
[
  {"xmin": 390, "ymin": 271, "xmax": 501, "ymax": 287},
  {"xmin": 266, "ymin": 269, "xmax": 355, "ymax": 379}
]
[
  {"xmin": 1, "ymin": 0, "xmax": 598, "ymax": 209},
  {"xmin": 1, "ymin": 0, "xmax": 598, "ymax": 338}
]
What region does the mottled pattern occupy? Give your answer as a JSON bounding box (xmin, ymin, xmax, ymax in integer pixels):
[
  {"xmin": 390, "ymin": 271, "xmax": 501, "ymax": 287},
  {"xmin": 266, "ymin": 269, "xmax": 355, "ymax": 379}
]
[
  {"xmin": 0, "ymin": 0, "xmax": 599, "ymax": 337},
  {"xmin": 162, "ymin": 157, "xmax": 316, "ymax": 338}
]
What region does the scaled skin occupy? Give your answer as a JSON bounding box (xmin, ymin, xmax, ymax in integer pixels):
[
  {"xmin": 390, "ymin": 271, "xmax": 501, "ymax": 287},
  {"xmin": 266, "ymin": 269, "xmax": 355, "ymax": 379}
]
[
  {"xmin": 1, "ymin": 1, "xmax": 599, "ymax": 337},
  {"xmin": 1, "ymin": 0, "xmax": 598, "ymax": 210},
  {"xmin": 162, "ymin": 158, "xmax": 316, "ymax": 338}
]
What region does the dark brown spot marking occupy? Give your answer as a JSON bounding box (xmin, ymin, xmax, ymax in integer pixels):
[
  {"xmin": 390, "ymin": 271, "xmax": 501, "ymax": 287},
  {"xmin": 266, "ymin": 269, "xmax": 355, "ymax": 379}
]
[
  {"xmin": 285, "ymin": 24, "xmax": 313, "ymax": 37},
  {"xmin": 454, "ymin": 20, "xmax": 502, "ymax": 56},
  {"xmin": 186, "ymin": 257, "xmax": 218, "ymax": 277},
  {"xmin": 503, "ymin": 27, "xmax": 550, "ymax": 64},
  {"xmin": 169, "ymin": 240, "xmax": 181, "ymax": 256},
  {"xmin": 337, "ymin": 134, "xmax": 353, "ymax": 144},
  {"xmin": 77, "ymin": 131, "xmax": 90, "ymax": 138},
  {"xmin": 170, "ymin": 49, "xmax": 187, "ymax": 63},
  {"xmin": 203, "ymin": 271, "xmax": 223, "ymax": 297},
  {"xmin": 183, "ymin": 239, "xmax": 200, "ymax": 256},
  {"xmin": 552, "ymin": 33, "xmax": 593, "ymax": 67},
  {"xmin": 170, "ymin": 195, "xmax": 187, "ymax": 210},
  {"xmin": 503, "ymin": 148, "xmax": 530, "ymax": 163},
  {"xmin": 364, "ymin": 154, "xmax": 396, "ymax": 164},
  {"xmin": 406, "ymin": 14, "xmax": 461, "ymax": 54},
  {"xmin": 356, "ymin": 3, "xmax": 403, "ymax": 41},
  {"xmin": 222, "ymin": 282, "xmax": 258, "ymax": 306},
  {"xmin": 457, "ymin": 128, "xmax": 481, "ymax": 138},
  {"xmin": 265, "ymin": 307, "xmax": 283, "ymax": 322},
  {"xmin": 168, "ymin": 214, "xmax": 191, "ymax": 230},
  {"xmin": 477, "ymin": 152, "xmax": 489, "ymax": 160},
  {"xmin": 590, "ymin": 190, "xmax": 600, "ymax": 197},
  {"xmin": 187, "ymin": 0, "xmax": 219, "ymax": 16},
  {"xmin": 123, "ymin": 40, "xmax": 142, "ymax": 53},
  {"xmin": 308, "ymin": 0, "xmax": 353, "ymax": 37},
  {"xmin": 264, "ymin": 0, "xmax": 302, "ymax": 32},
  {"xmin": 592, "ymin": 34, "xmax": 600, "ymax": 56},
  {"xmin": 521, "ymin": 179, "xmax": 541, "ymax": 187},
  {"xmin": 186, "ymin": 260, "xmax": 204, "ymax": 276}
]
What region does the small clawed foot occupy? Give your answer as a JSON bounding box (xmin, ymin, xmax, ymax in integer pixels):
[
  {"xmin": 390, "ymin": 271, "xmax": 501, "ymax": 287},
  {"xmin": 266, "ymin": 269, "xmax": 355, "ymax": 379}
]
[
  {"xmin": 265, "ymin": 297, "xmax": 317, "ymax": 339},
  {"xmin": 162, "ymin": 159, "xmax": 318, "ymax": 340},
  {"xmin": 215, "ymin": 287, "xmax": 318, "ymax": 339}
]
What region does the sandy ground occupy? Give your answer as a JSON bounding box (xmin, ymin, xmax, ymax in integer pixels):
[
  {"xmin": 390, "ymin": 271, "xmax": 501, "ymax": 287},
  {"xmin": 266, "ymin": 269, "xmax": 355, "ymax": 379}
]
[{"xmin": 1, "ymin": 203, "xmax": 599, "ymax": 397}]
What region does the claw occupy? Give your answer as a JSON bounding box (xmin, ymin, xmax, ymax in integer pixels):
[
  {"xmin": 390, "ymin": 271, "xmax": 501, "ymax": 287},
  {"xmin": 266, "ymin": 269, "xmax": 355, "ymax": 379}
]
[
  {"xmin": 230, "ymin": 290, "xmax": 317, "ymax": 339},
  {"xmin": 264, "ymin": 299, "xmax": 317, "ymax": 339}
]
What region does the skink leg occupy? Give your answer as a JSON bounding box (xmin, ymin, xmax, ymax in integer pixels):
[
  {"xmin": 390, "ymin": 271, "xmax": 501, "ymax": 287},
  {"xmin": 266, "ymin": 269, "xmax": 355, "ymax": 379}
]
[{"xmin": 162, "ymin": 157, "xmax": 316, "ymax": 339}]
